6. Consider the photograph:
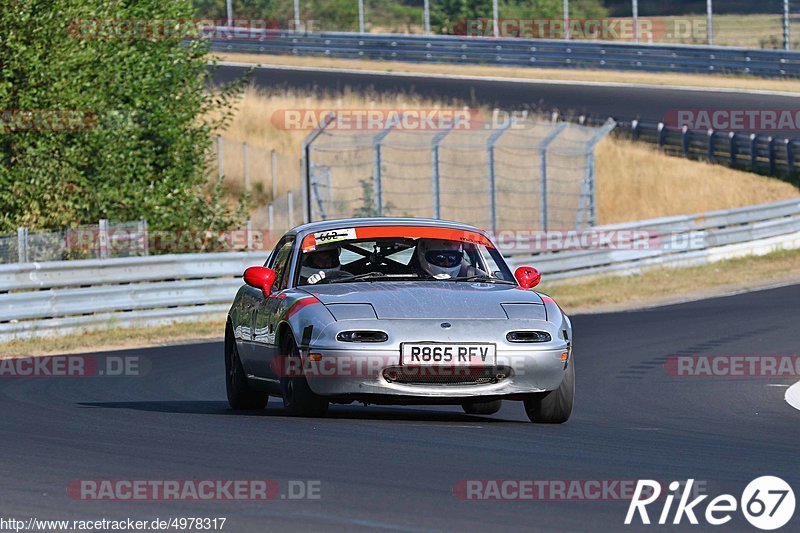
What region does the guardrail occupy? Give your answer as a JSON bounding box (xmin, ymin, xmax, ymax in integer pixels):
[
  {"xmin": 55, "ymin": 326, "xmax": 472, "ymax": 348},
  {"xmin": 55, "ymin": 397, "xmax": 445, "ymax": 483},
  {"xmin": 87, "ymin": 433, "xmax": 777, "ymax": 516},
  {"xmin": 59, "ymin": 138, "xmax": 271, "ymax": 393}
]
[
  {"xmin": 615, "ymin": 120, "xmax": 800, "ymax": 182},
  {"xmin": 504, "ymin": 198, "xmax": 800, "ymax": 279},
  {"xmin": 0, "ymin": 252, "xmax": 266, "ymax": 340},
  {"xmin": 209, "ymin": 30, "xmax": 800, "ymax": 78},
  {"xmin": 1, "ymin": 198, "xmax": 798, "ymax": 341}
]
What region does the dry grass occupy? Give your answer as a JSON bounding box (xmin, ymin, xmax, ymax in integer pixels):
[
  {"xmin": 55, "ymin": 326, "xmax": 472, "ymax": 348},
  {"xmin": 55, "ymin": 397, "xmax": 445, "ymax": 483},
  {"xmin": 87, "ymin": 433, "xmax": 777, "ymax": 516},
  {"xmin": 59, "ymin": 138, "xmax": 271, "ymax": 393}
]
[
  {"xmin": 0, "ymin": 318, "xmax": 225, "ymax": 358},
  {"xmin": 215, "ymin": 52, "xmax": 800, "ymax": 94},
  {"xmin": 220, "ymin": 86, "xmax": 463, "ymax": 152},
  {"xmin": 540, "ymin": 248, "xmax": 800, "ymax": 313},
  {"xmin": 219, "ymin": 87, "xmax": 799, "ymax": 225},
  {"xmin": 595, "ymin": 139, "xmax": 799, "ymax": 223}
]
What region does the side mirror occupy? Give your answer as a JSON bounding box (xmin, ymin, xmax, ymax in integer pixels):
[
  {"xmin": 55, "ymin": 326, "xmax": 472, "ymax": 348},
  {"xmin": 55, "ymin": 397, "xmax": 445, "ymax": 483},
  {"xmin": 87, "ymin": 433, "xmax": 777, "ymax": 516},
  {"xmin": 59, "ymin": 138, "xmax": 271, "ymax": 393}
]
[
  {"xmin": 514, "ymin": 266, "xmax": 541, "ymax": 289},
  {"xmin": 243, "ymin": 266, "xmax": 277, "ymax": 297}
]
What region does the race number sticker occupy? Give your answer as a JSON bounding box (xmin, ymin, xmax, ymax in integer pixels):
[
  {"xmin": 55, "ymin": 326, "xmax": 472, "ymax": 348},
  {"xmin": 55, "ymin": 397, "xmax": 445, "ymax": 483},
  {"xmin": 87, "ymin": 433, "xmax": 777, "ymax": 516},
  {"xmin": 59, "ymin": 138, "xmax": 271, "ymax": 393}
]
[{"xmin": 313, "ymin": 228, "xmax": 357, "ymax": 246}]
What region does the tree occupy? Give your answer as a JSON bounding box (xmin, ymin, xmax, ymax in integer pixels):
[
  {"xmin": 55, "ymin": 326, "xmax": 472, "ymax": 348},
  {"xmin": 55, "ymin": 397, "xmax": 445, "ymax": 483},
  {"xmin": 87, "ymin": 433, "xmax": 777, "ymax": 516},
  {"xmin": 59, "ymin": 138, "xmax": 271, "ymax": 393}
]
[{"xmin": 0, "ymin": 0, "xmax": 244, "ymax": 233}]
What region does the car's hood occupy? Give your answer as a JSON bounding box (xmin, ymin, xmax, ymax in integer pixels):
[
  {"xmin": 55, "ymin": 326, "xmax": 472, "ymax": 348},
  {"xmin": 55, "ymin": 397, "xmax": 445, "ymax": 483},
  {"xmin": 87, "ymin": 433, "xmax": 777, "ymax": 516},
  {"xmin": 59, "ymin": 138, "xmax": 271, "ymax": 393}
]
[{"xmin": 299, "ymin": 281, "xmax": 545, "ymax": 319}]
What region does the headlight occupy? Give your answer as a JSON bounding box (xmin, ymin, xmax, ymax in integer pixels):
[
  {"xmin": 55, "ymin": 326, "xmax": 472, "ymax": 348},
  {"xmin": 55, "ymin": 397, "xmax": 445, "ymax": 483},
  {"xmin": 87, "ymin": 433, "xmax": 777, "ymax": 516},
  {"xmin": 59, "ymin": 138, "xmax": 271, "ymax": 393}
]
[
  {"xmin": 337, "ymin": 330, "xmax": 389, "ymax": 343},
  {"xmin": 506, "ymin": 331, "xmax": 551, "ymax": 343}
]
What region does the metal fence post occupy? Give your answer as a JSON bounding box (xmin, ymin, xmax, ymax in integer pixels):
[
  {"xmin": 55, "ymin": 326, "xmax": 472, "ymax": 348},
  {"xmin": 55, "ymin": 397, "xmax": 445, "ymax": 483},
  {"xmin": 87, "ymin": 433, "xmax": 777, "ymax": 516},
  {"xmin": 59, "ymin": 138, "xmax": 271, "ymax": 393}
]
[
  {"xmin": 358, "ymin": 0, "xmax": 365, "ymax": 33},
  {"xmin": 246, "ymin": 219, "xmax": 253, "ymax": 251},
  {"xmin": 492, "ymin": 0, "xmax": 500, "ymax": 37},
  {"xmin": 299, "ymin": 158, "xmax": 307, "ymax": 224},
  {"xmin": 243, "ymin": 142, "xmax": 249, "ymax": 191},
  {"xmin": 707, "ymin": 129, "xmax": 715, "ymax": 162},
  {"xmin": 563, "ymin": 0, "xmax": 570, "ymax": 39},
  {"xmin": 288, "ymin": 191, "xmax": 295, "ymax": 228},
  {"xmin": 271, "ymin": 149, "xmax": 278, "ymax": 201},
  {"xmin": 423, "ymin": 0, "xmax": 431, "ymax": 34},
  {"xmin": 631, "ymin": 119, "xmax": 639, "ymax": 141},
  {"xmin": 301, "ymin": 112, "xmax": 335, "ymax": 222},
  {"xmin": 577, "ymin": 118, "xmax": 616, "ymax": 228},
  {"xmin": 17, "ymin": 227, "xmax": 28, "ymax": 263},
  {"xmin": 682, "ymin": 125, "xmax": 690, "ymax": 156},
  {"xmin": 431, "ymin": 126, "xmax": 455, "ymax": 219},
  {"xmin": 226, "ymin": 0, "xmax": 233, "ymax": 28},
  {"xmin": 750, "ymin": 133, "xmax": 758, "ymax": 171},
  {"xmin": 632, "ymin": 0, "xmax": 639, "ymax": 44},
  {"xmin": 539, "ymin": 122, "xmax": 569, "ymax": 231},
  {"xmin": 139, "ymin": 219, "xmax": 149, "ymax": 256},
  {"xmin": 268, "ymin": 204, "xmax": 274, "ymax": 233},
  {"xmin": 768, "ymin": 136, "xmax": 777, "ymax": 175},
  {"xmin": 706, "ymin": 0, "xmax": 714, "ymax": 46},
  {"xmin": 657, "ymin": 122, "xmax": 666, "ymax": 150},
  {"xmin": 373, "ymin": 121, "xmax": 398, "ymax": 217},
  {"xmin": 293, "ymin": 0, "xmax": 300, "ymax": 31},
  {"xmin": 487, "ymin": 119, "xmax": 513, "ymax": 233},
  {"xmin": 99, "ymin": 219, "xmax": 109, "ymax": 260},
  {"xmin": 786, "ymin": 139, "xmax": 795, "ymax": 179},
  {"xmin": 729, "ymin": 132, "xmax": 737, "ymax": 166},
  {"xmin": 216, "ymin": 136, "xmax": 223, "ymax": 180},
  {"xmin": 784, "ymin": 0, "xmax": 791, "ymax": 51}
]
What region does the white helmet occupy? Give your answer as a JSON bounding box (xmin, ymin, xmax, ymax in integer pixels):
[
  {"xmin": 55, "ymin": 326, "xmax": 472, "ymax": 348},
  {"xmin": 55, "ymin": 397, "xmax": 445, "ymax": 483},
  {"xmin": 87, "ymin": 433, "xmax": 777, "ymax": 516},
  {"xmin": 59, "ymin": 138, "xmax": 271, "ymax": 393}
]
[
  {"xmin": 416, "ymin": 239, "xmax": 463, "ymax": 279},
  {"xmin": 300, "ymin": 248, "xmax": 341, "ymax": 284}
]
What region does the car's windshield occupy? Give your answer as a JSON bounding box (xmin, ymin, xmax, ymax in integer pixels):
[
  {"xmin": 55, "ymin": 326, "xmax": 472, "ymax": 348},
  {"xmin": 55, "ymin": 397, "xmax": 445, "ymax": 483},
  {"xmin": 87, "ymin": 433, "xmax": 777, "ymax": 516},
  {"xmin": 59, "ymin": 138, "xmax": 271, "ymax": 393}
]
[{"xmin": 295, "ymin": 226, "xmax": 514, "ymax": 286}]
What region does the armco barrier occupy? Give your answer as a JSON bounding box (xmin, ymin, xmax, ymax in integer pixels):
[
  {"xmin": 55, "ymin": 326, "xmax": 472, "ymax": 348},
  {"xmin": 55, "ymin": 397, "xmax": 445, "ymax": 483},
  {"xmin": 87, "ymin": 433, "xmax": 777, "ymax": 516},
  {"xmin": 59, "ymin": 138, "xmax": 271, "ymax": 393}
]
[
  {"xmin": 0, "ymin": 252, "xmax": 266, "ymax": 340},
  {"xmin": 615, "ymin": 120, "xmax": 800, "ymax": 182},
  {"xmin": 208, "ymin": 30, "xmax": 800, "ymax": 78},
  {"xmin": 1, "ymin": 199, "xmax": 799, "ymax": 341},
  {"xmin": 505, "ymin": 198, "xmax": 800, "ymax": 279}
]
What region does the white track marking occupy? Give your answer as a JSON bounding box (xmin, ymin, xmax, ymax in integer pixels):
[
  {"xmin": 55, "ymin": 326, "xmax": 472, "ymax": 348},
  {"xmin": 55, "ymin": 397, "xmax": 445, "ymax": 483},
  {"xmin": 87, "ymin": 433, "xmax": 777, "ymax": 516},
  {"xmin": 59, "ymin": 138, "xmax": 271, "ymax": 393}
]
[
  {"xmin": 217, "ymin": 61, "xmax": 800, "ymax": 99},
  {"xmin": 785, "ymin": 381, "xmax": 800, "ymax": 411}
]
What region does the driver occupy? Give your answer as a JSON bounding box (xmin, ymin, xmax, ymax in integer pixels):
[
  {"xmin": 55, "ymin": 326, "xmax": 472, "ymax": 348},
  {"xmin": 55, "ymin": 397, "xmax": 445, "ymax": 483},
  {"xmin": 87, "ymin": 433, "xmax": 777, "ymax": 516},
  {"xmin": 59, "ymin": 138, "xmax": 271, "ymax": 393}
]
[
  {"xmin": 300, "ymin": 247, "xmax": 341, "ymax": 285},
  {"xmin": 415, "ymin": 238, "xmax": 485, "ymax": 279}
]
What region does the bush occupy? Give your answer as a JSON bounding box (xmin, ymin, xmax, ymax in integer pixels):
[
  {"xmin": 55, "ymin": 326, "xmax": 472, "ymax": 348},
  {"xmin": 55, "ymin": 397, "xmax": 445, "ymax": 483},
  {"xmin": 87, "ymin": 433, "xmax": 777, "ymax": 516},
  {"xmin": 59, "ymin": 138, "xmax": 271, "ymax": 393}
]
[{"xmin": 0, "ymin": 0, "xmax": 245, "ymax": 233}]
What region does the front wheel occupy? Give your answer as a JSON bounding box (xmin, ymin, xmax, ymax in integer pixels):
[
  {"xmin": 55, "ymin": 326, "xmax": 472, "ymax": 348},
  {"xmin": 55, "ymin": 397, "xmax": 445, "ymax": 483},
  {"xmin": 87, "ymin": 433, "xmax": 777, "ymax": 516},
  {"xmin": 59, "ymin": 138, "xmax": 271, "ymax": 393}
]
[
  {"xmin": 462, "ymin": 399, "xmax": 502, "ymax": 415},
  {"xmin": 280, "ymin": 335, "xmax": 329, "ymax": 417},
  {"xmin": 523, "ymin": 357, "xmax": 574, "ymax": 424}
]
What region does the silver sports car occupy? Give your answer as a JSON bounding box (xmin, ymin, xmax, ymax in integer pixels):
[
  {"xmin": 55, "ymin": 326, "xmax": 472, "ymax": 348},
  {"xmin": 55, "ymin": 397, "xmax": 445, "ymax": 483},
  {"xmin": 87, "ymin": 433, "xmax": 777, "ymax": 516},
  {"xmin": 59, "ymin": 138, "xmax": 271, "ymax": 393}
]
[{"xmin": 225, "ymin": 218, "xmax": 574, "ymax": 423}]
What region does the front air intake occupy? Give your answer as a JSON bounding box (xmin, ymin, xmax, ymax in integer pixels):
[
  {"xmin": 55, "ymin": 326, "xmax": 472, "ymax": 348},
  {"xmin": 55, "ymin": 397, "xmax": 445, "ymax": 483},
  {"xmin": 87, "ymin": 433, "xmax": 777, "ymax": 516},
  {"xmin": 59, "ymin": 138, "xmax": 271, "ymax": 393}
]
[
  {"xmin": 337, "ymin": 330, "xmax": 389, "ymax": 343},
  {"xmin": 506, "ymin": 331, "xmax": 551, "ymax": 343}
]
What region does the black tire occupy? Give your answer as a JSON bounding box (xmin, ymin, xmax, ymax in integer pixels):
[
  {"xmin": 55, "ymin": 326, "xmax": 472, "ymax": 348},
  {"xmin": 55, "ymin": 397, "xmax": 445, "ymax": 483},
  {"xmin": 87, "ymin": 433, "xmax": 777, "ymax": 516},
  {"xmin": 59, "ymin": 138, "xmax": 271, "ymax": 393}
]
[
  {"xmin": 225, "ymin": 330, "xmax": 268, "ymax": 410},
  {"xmin": 523, "ymin": 357, "xmax": 574, "ymax": 424},
  {"xmin": 462, "ymin": 399, "xmax": 502, "ymax": 415},
  {"xmin": 280, "ymin": 334, "xmax": 329, "ymax": 417}
]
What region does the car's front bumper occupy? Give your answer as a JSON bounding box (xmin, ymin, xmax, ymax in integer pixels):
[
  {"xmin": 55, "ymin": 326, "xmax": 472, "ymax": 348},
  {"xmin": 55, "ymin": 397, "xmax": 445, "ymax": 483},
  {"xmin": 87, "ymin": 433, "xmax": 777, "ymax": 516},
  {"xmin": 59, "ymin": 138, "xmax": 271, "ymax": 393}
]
[{"xmin": 303, "ymin": 346, "xmax": 570, "ymax": 399}]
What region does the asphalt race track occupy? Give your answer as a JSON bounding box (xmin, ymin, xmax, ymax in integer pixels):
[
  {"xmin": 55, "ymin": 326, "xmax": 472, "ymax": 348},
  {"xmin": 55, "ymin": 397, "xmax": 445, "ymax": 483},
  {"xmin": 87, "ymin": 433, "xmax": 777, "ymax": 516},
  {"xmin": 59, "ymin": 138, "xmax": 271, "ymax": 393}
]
[
  {"xmin": 1, "ymin": 284, "xmax": 798, "ymax": 532},
  {"xmin": 212, "ymin": 63, "xmax": 800, "ymax": 123}
]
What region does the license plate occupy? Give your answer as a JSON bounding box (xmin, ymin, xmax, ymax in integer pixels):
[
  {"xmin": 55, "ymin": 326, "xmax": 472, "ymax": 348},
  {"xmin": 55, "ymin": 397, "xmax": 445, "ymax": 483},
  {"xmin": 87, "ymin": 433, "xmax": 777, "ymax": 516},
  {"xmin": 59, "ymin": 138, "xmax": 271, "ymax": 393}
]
[{"xmin": 401, "ymin": 343, "xmax": 496, "ymax": 366}]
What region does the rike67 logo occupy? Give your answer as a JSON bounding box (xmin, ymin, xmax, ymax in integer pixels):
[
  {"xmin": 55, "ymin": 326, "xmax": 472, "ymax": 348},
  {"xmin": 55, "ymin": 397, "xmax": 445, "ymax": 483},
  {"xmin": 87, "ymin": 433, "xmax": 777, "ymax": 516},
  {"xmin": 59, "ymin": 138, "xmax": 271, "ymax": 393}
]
[{"xmin": 626, "ymin": 477, "xmax": 795, "ymax": 530}]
